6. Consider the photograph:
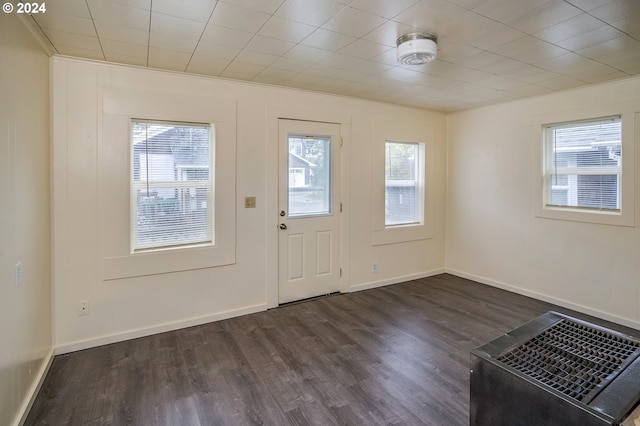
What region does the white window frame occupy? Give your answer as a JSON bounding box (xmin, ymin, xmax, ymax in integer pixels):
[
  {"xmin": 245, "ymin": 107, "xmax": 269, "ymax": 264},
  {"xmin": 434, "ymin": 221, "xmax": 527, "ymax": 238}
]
[
  {"xmin": 100, "ymin": 87, "xmax": 236, "ymax": 280},
  {"xmin": 531, "ymin": 105, "xmax": 637, "ymax": 227},
  {"xmin": 542, "ymin": 116, "xmax": 621, "ymax": 213},
  {"xmin": 372, "ymin": 119, "xmax": 434, "ymax": 246},
  {"xmin": 130, "ymin": 119, "xmax": 214, "ymax": 253},
  {"xmin": 384, "ymin": 141, "xmax": 425, "ymax": 227}
]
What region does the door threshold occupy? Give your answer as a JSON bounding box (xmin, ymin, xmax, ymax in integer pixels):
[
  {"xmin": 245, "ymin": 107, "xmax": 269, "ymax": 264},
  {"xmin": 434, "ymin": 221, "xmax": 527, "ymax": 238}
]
[{"xmin": 276, "ymin": 292, "xmax": 340, "ymax": 308}]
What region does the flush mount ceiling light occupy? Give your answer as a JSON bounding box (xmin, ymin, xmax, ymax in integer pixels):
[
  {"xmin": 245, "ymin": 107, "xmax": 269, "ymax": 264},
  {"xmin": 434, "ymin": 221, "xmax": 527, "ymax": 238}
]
[{"xmin": 396, "ymin": 32, "xmax": 438, "ymax": 65}]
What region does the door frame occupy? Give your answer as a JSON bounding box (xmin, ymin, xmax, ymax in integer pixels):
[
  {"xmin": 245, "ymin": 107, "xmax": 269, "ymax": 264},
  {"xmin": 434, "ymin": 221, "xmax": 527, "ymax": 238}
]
[
  {"xmin": 265, "ymin": 107, "xmax": 351, "ymax": 308},
  {"xmin": 277, "ymin": 119, "xmax": 341, "ymax": 304}
]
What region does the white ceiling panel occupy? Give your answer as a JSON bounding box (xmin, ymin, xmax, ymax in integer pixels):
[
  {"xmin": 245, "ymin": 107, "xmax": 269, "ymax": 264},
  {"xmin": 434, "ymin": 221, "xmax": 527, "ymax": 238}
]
[
  {"xmin": 185, "ymin": 55, "xmax": 229, "ymax": 76},
  {"xmin": 199, "ymin": 25, "xmax": 253, "ymax": 48},
  {"xmin": 151, "ymin": 0, "xmax": 217, "ymax": 23},
  {"xmin": 44, "ymin": 29, "xmax": 101, "ymax": 51},
  {"xmin": 244, "ymin": 35, "xmax": 295, "ymax": 56},
  {"xmin": 101, "ymin": 39, "xmax": 147, "ymax": 57},
  {"xmin": 275, "ymin": 0, "xmax": 347, "ymax": 27},
  {"xmin": 193, "ymin": 42, "xmax": 240, "ymax": 60},
  {"xmin": 209, "ymin": 2, "xmax": 271, "ymax": 33},
  {"xmin": 26, "ymin": 0, "xmax": 640, "ymax": 112},
  {"xmin": 234, "ymin": 49, "xmax": 279, "ymax": 66},
  {"xmin": 284, "ymin": 44, "xmax": 333, "ymax": 63},
  {"xmin": 93, "ymin": 21, "xmax": 149, "ymax": 45},
  {"xmin": 321, "ymin": 7, "xmax": 387, "ymax": 38},
  {"xmin": 258, "ymin": 16, "xmax": 316, "ymax": 43},
  {"xmin": 300, "ymin": 28, "xmax": 356, "ymax": 51},
  {"xmin": 33, "ymin": 12, "xmax": 96, "ymax": 37},
  {"xmin": 150, "ymin": 13, "xmax": 206, "ymax": 40},
  {"xmin": 147, "ymin": 47, "xmax": 191, "ymax": 71},
  {"xmin": 220, "ymin": 0, "xmax": 285, "ymax": 15},
  {"xmin": 221, "ymin": 60, "xmax": 265, "ymax": 79},
  {"xmin": 472, "ymin": 0, "xmax": 552, "ymax": 23},
  {"xmin": 337, "ymin": 39, "xmax": 392, "ymax": 60},
  {"xmin": 45, "ymin": 0, "xmax": 91, "ymax": 18},
  {"xmin": 506, "ymin": 1, "xmax": 583, "ymax": 35}
]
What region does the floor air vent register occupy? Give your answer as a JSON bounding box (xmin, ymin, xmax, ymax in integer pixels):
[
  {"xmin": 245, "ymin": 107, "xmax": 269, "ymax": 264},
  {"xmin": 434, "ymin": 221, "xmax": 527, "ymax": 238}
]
[{"xmin": 471, "ymin": 311, "xmax": 640, "ymax": 426}]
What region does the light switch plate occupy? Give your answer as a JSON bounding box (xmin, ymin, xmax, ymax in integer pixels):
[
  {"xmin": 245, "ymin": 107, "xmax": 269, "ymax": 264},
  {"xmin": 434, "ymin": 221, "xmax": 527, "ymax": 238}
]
[{"xmin": 244, "ymin": 196, "xmax": 256, "ymax": 208}]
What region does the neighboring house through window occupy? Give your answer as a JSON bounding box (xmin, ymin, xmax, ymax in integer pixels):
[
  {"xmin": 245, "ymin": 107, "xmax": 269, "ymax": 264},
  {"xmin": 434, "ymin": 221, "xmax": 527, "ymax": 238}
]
[
  {"xmin": 543, "ymin": 116, "xmax": 622, "ymax": 212},
  {"xmin": 131, "ymin": 120, "xmax": 213, "ymax": 252},
  {"xmin": 385, "ymin": 141, "xmax": 424, "ymax": 226}
]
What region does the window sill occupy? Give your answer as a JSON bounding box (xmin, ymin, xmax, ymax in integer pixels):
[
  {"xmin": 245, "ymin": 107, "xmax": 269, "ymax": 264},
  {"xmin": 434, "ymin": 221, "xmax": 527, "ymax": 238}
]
[
  {"xmin": 103, "ymin": 244, "xmax": 235, "ymax": 280},
  {"xmin": 372, "ymin": 222, "xmax": 433, "ymax": 246},
  {"xmin": 534, "ymin": 205, "xmax": 633, "ymax": 227}
]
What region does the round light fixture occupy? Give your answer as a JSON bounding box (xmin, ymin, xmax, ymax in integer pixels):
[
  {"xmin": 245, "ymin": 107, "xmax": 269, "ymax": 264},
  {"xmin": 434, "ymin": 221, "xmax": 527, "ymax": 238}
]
[{"xmin": 396, "ymin": 32, "xmax": 438, "ymax": 65}]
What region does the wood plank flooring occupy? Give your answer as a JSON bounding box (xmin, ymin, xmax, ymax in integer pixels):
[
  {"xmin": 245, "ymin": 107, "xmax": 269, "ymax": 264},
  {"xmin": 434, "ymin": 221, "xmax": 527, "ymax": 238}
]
[{"xmin": 25, "ymin": 274, "xmax": 639, "ymax": 425}]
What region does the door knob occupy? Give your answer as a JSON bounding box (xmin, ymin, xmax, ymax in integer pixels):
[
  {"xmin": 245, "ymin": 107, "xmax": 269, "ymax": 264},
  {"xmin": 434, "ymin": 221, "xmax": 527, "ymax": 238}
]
[{"xmin": 279, "ymin": 223, "xmax": 287, "ymax": 230}]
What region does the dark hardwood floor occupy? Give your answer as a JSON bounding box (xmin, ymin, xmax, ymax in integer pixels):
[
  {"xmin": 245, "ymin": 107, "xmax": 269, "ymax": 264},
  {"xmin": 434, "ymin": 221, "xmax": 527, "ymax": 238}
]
[{"xmin": 25, "ymin": 274, "xmax": 639, "ymax": 425}]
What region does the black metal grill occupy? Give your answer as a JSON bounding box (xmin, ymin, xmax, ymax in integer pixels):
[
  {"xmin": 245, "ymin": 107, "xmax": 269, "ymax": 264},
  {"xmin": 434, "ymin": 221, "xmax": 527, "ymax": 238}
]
[
  {"xmin": 471, "ymin": 312, "xmax": 640, "ymax": 426},
  {"xmin": 496, "ymin": 318, "xmax": 640, "ymax": 402}
]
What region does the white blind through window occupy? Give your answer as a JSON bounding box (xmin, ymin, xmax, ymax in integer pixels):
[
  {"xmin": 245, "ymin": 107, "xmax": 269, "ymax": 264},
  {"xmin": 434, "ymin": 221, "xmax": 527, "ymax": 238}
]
[
  {"xmin": 544, "ymin": 116, "xmax": 622, "ymax": 212},
  {"xmin": 385, "ymin": 141, "xmax": 422, "ymax": 226},
  {"xmin": 131, "ymin": 120, "xmax": 213, "ymax": 252}
]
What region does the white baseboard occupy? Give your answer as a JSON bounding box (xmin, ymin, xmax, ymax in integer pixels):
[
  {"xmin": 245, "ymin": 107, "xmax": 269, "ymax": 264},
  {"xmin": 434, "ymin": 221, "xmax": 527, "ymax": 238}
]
[
  {"xmin": 348, "ymin": 268, "xmax": 446, "ymax": 293},
  {"xmin": 446, "ymin": 268, "xmax": 640, "ymax": 331},
  {"xmin": 55, "ymin": 303, "xmax": 268, "ymax": 354},
  {"xmin": 14, "ymin": 347, "xmax": 54, "ymax": 426}
]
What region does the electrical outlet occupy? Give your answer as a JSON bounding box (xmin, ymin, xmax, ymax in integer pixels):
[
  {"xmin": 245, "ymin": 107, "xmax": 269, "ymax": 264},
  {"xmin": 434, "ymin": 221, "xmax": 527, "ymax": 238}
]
[
  {"xmin": 78, "ymin": 300, "xmax": 90, "ymax": 316},
  {"xmin": 15, "ymin": 262, "xmax": 22, "ymax": 287},
  {"xmin": 372, "ymin": 261, "xmax": 379, "ymax": 273}
]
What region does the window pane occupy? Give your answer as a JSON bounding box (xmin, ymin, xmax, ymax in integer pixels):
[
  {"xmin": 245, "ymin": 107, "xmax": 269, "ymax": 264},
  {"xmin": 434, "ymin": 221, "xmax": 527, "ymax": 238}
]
[
  {"xmin": 544, "ymin": 116, "xmax": 621, "ymax": 211},
  {"xmin": 386, "ymin": 142, "xmax": 419, "ymax": 226},
  {"xmin": 132, "ymin": 121, "xmax": 212, "ymax": 251},
  {"xmin": 288, "ymin": 136, "xmax": 331, "ymax": 217}
]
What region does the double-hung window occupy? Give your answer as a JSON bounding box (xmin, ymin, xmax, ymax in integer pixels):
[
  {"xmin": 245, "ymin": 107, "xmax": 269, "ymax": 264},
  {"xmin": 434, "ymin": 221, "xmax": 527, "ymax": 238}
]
[
  {"xmin": 131, "ymin": 120, "xmax": 213, "ymax": 252},
  {"xmin": 385, "ymin": 141, "xmax": 424, "ymax": 226},
  {"xmin": 543, "ymin": 116, "xmax": 622, "ymax": 212},
  {"xmin": 372, "ymin": 119, "xmax": 433, "ymax": 246}
]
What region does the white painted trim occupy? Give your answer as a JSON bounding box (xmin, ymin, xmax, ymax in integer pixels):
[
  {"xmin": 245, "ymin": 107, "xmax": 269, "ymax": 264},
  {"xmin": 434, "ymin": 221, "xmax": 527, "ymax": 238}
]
[
  {"xmin": 266, "ymin": 106, "xmax": 352, "ymax": 308},
  {"xmin": 446, "ymin": 268, "xmax": 640, "ymax": 331},
  {"xmin": 55, "ymin": 303, "xmax": 267, "ymax": 354},
  {"xmin": 13, "ymin": 347, "xmax": 54, "ymax": 426},
  {"xmin": 348, "ymin": 268, "xmax": 446, "ymax": 293}
]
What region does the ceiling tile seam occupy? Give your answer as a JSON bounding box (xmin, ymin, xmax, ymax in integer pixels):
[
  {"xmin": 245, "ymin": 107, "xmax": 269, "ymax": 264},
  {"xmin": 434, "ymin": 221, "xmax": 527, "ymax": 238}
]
[
  {"xmin": 244, "ymin": 3, "xmax": 394, "ymax": 69},
  {"xmin": 145, "ymin": 0, "xmax": 153, "ymax": 67},
  {"xmin": 282, "ymin": 10, "xmax": 398, "ymax": 68},
  {"xmin": 267, "ymin": 2, "xmax": 361, "ymax": 51},
  {"xmin": 348, "ymin": 0, "xmax": 422, "ymax": 21},
  {"xmin": 28, "ymin": 15, "xmax": 59, "ymax": 55},
  {"xmin": 84, "ymin": 0, "xmax": 106, "ymax": 62},
  {"xmin": 331, "ymin": 20, "xmax": 395, "ymax": 55},
  {"xmin": 214, "ymin": 3, "xmax": 286, "ymax": 78},
  {"xmin": 183, "ymin": 0, "xmax": 222, "ymax": 73},
  {"xmin": 434, "ymin": 55, "xmax": 590, "ymax": 91},
  {"xmin": 562, "ymin": 0, "xmax": 640, "ymax": 42},
  {"xmin": 444, "ymin": 11, "xmax": 636, "ymax": 80},
  {"xmin": 456, "ymin": 4, "xmax": 597, "ymax": 52},
  {"xmin": 215, "ymin": 0, "xmax": 346, "ymax": 78}
]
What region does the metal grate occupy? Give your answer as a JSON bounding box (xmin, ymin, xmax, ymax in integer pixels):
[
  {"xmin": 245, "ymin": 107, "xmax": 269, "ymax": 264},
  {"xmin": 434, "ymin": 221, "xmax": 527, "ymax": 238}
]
[{"xmin": 496, "ymin": 319, "xmax": 640, "ymax": 402}]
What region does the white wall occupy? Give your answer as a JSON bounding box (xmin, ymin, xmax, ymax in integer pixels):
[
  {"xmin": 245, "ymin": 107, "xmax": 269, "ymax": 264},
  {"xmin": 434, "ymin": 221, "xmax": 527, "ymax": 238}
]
[
  {"xmin": 52, "ymin": 57, "xmax": 447, "ymax": 352},
  {"xmin": 446, "ymin": 76, "xmax": 640, "ymax": 329},
  {"xmin": 0, "ymin": 14, "xmax": 52, "ymax": 426}
]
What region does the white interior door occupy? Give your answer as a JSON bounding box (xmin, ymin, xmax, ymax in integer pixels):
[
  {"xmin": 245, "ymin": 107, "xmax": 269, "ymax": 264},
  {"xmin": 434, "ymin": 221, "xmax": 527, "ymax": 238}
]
[{"xmin": 278, "ymin": 119, "xmax": 341, "ymax": 304}]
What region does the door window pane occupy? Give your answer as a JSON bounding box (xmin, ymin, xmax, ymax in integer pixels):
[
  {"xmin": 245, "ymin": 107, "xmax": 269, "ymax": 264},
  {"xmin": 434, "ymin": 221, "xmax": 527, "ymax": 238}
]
[{"xmin": 288, "ymin": 135, "xmax": 331, "ymax": 217}]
